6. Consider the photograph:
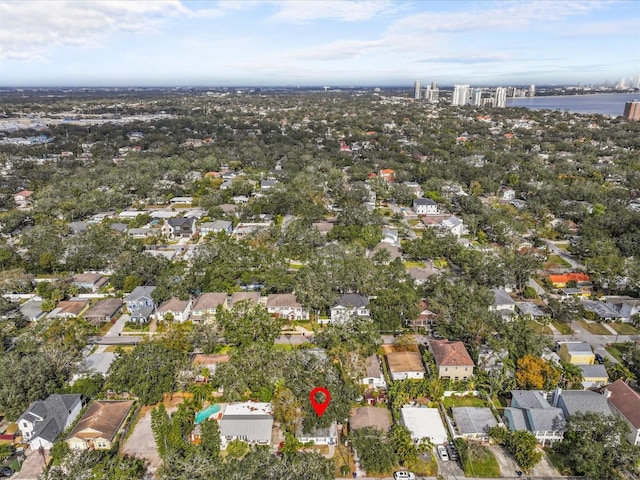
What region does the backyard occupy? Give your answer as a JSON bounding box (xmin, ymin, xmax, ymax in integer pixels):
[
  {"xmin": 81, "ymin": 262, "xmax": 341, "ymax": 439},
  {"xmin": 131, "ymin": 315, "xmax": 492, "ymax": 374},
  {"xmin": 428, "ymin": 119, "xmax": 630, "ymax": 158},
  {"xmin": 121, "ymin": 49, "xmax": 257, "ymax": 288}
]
[{"xmin": 442, "ymin": 395, "xmax": 488, "ymax": 409}]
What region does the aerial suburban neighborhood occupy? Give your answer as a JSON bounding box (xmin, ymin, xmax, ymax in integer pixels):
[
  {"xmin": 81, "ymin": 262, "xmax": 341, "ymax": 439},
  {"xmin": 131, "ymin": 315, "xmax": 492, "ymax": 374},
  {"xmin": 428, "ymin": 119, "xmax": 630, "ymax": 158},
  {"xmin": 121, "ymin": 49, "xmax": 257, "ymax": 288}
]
[{"xmin": 0, "ymin": 84, "xmax": 639, "ymax": 480}]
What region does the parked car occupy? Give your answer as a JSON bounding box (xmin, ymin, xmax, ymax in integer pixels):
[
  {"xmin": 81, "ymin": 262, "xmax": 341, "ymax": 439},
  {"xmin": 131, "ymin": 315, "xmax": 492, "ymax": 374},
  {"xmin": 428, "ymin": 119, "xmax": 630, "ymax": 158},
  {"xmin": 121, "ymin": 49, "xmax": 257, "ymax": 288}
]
[
  {"xmin": 437, "ymin": 445, "xmax": 449, "ymax": 461},
  {"xmin": 393, "ymin": 471, "xmax": 416, "ymax": 480},
  {"xmin": 595, "ymin": 353, "xmax": 605, "ymax": 364},
  {"xmin": 447, "ymin": 443, "xmax": 459, "ymax": 460},
  {"xmin": 0, "ymin": 467, "xmax": 14, "ymax": 478}
]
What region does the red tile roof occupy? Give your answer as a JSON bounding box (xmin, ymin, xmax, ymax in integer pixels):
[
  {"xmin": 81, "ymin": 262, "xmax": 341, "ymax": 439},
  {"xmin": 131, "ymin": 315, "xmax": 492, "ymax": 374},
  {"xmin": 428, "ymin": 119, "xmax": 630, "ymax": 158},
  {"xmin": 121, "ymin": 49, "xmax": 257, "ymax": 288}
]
[
  {"xmin": 600, "ymin": 379, "xmax": 640, "ymax": 428},
  {"xmin": 430, "ymin": 339, "xmax": 474, "ymax": 367}
]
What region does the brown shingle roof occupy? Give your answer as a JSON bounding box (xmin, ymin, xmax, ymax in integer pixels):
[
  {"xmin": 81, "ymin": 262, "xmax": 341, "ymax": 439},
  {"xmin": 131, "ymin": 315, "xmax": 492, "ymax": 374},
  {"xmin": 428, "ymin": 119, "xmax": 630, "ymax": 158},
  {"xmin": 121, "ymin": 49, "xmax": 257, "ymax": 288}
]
[
  {"xmin": 158, "ymin": 297, "xmax": 190, "ymax": 313},
  {"xmin": 67, "ymin": 400, "xmax": 134, "ymax": 443},
  {"xmin": 193, "ymin": 293, "xmax": 228, "ymax": 311},
  {"xmin": 430, "ymin": 339, "xmax": 475, "ymax": 367},
  {"xmin": 56, "ymin": 299, "xmax": 89, "ymax": 315},
  {"xmin": 599, "ymin": 379, "xmax": 640, "ymax": 428},
  {"xmin": 266, "ymin": 294, "xmax": 301, "ymax": 308},
  {"xmin": 229, "ymin": 292, "xmax": 260, "ymax": 307},
  {"xmin": 349, "ymin": 407, "xmax": 391, "ymax": 432}
]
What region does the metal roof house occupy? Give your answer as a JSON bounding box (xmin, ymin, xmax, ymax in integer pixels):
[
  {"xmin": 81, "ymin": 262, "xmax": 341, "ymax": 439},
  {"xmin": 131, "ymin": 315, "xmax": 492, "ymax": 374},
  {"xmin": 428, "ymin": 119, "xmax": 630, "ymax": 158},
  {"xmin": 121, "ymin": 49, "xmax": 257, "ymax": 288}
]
[{"xmin": 219, "ymin": 402, "xmax": 273, "ymax": 449}]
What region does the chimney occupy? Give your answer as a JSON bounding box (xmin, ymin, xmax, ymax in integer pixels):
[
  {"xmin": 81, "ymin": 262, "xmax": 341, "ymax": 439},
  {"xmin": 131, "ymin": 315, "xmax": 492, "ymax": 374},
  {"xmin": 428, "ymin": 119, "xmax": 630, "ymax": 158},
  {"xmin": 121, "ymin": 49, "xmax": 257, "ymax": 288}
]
[{"xmin": 552, "ymin": 387, "xmax": 562, "ymax": 407}]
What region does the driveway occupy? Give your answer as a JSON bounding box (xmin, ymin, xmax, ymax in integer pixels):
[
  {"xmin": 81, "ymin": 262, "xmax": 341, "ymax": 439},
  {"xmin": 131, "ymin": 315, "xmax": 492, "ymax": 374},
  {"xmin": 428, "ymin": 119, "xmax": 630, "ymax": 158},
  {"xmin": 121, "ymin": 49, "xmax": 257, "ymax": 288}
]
[
  {"xmin": 12, "ymin": 448, "xmax": 47, "ymax": 480},
  {"xmin": 121, "ymin": 405, "xmax": 177, "ymax": 474},
  {"xmin": 490, "ymin": 445, "xmax": 560, "ymax": 478}
]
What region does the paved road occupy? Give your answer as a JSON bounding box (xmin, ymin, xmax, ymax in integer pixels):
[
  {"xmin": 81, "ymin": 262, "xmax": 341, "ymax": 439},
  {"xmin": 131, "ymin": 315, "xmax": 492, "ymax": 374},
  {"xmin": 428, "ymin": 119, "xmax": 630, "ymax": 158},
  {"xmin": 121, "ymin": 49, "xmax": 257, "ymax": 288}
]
[
  {"xmin": 542, "ymin": 240, "xmax": 582, "ymax": 270},
  {"xmin": 553, "ymin": 320, "xmax": 639, "ymax": 363},
  {"xmin": 92, "ymin": 335, "xmax": 142, "ymax": 345}
]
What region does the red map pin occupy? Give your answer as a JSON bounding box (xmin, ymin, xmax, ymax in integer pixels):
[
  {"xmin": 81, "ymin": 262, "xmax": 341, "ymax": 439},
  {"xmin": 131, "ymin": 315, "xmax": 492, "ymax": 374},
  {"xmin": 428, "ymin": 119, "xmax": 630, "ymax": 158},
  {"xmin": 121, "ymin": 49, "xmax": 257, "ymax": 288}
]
[{"xmin": 310, "ymin": 387, "xmax": 331, "ymax": 417}]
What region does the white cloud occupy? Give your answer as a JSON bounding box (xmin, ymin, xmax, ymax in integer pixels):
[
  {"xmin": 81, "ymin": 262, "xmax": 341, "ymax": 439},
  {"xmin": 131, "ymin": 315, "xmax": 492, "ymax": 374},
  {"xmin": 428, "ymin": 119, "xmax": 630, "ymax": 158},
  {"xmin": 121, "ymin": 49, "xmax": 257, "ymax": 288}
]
[
  {"xmin": 389, "ymin": 0, "xmax": 609, "ymax": 34},
  {"xmin": 267, "ymin": 0, "xmax": 396, "ymax": 23},
  {"xmin": 0, "ymin": 0, "xmax": 189, "ymax": 60},
  {"xmin": 287, "ymin": 38, "xmax": 385, "ymax": 61}
]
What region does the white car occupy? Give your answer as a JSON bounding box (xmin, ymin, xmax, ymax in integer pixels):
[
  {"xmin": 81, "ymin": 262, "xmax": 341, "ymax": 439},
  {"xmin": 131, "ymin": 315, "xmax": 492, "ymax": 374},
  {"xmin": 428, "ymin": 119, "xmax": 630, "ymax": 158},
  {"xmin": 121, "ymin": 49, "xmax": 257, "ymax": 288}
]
[
  {"xmin": 437, "ymin": 445, "xmax": 450, "ymax": 461},
  {"xmin": 393, "ymin": 471, "xmax": 416, "ymax": 480}
]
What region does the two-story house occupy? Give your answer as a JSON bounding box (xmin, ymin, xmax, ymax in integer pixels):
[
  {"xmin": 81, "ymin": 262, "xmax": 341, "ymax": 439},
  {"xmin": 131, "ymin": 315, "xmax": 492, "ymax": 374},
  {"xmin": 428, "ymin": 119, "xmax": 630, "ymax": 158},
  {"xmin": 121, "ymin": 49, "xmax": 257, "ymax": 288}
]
[
  {"xmin": 503, "ymin": 390, "xmax": 565, "ymax": 446},
  {"xmin": 156, "ymin": 297, "xmax": 192, "ymax": 322},
  {"xmin": 412, "ymin": 198, "xmax": 438, "ymax": 215},
  {"xmin": 429, "ymin": 339, "xmax": 475, "ymax": 381},
  {"xmin": 161, "ymin": 217, "xmax": 196, "ymax": 240},
  {"xmin": 18, "ymin": 394, "xmax": 83, "ymax": 449},
  {"xmin": 124, "ymin": 286, "xmax": 156, "ymax": 323},
  {"xmin": 265, "ymin": 294, "xmax": 309, "ymax": 321},
  {"xmin": 190, "ymin": 293, "xmax": 228, "ymax": 322},
  {"xmin": 328, "ymin": 294, "xmax": 370, "ymax": 324}
]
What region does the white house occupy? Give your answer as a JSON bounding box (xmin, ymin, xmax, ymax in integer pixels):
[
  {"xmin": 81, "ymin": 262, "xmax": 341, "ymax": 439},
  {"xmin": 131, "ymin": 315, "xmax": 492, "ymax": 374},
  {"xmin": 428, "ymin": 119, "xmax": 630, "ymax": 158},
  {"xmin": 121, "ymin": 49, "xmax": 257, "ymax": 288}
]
[
  {"xmin": 18, "ymin": 394, "xmax": 83, "ymax": 450},
  {"xmin": 329, "ymin": 294, "xmax": 370, "ymax": 323},
  {"xmin": 400, "ymin": 407, "xmax": 447, "ymax": 444},
  {"xmin": 265, "ymin": 294, "xmax": 309, "ymax": 320},
  {"xmin": 361, "ymin": 355, "xmax": 387, "ymax": 390},
  {"xmin": 219, "ymin": 402, "xmax": 273, "ymax": 449},
  {"xmin": 200, "ymin": 220, "xmax": 233, "ymax": 236},
  {"xmin": 156, "ymin": 297, "xmax": 192, "ymax": 322},
  {"xmin": 413, "ymin": 198, "xmax": 438, "ymax": 215},
  {"xmin": 296, "ymin": 422, "xmax": 338, "ymax": 445},
  {"xmin": 491, "ymin": 289, "xmax": 516, "ymax": 314}
]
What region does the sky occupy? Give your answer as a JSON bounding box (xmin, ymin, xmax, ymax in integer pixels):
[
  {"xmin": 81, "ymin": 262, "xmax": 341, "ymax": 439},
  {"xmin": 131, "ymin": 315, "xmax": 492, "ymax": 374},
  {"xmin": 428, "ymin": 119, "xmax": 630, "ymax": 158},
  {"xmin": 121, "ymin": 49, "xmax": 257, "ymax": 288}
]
[{"xmin": 0, "ymin": 0, "xmax": 638, "ymax": 87}]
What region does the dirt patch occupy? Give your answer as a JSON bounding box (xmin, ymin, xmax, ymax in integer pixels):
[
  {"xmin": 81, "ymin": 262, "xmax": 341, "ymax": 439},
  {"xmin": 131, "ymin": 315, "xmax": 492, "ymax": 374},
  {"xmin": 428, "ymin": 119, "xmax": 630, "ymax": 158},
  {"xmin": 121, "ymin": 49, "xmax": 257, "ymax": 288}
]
[{"xmin": 121, "ymin": 397, "xmax": 185, "ymax": 474}]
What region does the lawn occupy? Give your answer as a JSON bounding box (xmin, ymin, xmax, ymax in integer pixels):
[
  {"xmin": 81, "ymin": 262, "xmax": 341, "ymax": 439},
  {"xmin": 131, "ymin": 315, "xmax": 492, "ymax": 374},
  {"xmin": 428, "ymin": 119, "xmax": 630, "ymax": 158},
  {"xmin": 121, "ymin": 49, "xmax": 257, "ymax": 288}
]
[
  {"xmin": 333, "ymin": 444, "xmax": 356, "ymax": 478},
  {"xmin": 403, "ymin": 260, "xmax": 424, "ymax": 269},
  {"xmin": 531, "ymin": 321, "xmax": 553, "ymax": 335},
  {"xmin": 554, "ymin": 243, "xmax": 570, "ymax": 252},
  {"xmin": 104, "ymin": 345, "xmax": 135, "ymax": 353},
  {"xmin": 463, "ymin": 444, "xmax": 501, "ymax": 478},
  {"xmin": 442, "ymin": 396, "xmax": 488, "ymax": 409},
  {"xmin": 609, "ymin": 322, "xmax": 640, "ymax": 335},
  {"xmin": 605, "ymin": 342, "xmax": 634, "ymax": 362},
  {"xmin": 543, "ymin": 254, "xmax": 571, "ymax": 269},
  {"xmin": 433, "ymin": 258, "xmax": 448, "ymax": 269},
  {"xmin": 576, "ymin": 319, "xmax": 611, "ymax": 335},
  {"xmin": 551, "ymin": 321, "xmax": 573, "ymax": 335},
  {"xmin": 407, "ymin": 454, "xmax": 438, "ymax": 477}
]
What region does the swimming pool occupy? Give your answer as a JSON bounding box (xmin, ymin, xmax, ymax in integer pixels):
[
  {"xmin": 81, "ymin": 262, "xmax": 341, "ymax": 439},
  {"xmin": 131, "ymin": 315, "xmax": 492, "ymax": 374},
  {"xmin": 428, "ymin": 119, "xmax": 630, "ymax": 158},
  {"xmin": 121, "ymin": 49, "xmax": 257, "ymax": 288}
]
[{"xmin": 195, "ymin": 404, "xmax": 221, "ymax": 424}]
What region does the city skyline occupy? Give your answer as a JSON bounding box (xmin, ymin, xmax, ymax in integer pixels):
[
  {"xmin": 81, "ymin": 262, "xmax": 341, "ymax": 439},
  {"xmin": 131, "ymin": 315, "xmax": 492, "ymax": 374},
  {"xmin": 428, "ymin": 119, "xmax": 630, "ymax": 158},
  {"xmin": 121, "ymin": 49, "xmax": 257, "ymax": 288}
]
[{"xmin": 0, "ymin": 0, "xmax": 638, "ymax": 87}]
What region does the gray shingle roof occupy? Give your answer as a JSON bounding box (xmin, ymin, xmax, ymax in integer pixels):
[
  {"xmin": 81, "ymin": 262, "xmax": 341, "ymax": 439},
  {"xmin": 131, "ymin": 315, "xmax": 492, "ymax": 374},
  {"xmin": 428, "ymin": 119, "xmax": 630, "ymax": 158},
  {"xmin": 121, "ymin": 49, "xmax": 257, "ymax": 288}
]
[
  {"xmin": 452, "ymin": 407, "xmax": 497, "ymax": 435},
  {"xmin": 555, "ymin": 390, "xmax": 613, "ymax": 417}
]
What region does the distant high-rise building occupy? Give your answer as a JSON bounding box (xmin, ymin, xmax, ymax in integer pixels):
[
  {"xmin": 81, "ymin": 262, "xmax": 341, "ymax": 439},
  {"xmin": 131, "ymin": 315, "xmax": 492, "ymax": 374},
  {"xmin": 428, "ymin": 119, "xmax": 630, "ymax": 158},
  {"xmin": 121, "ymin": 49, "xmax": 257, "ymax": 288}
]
[
  {"xmin": 472, "ymin": 89, "xmax": 483, "ymax": 106},
  {"xmin": 431, "ymin": 81, "xmax": 438, "ymax": 89},
  {"xmin": 623, "ymin": 100, "xmax": 640, "ymax": 121},
  {"xmin": 424, "ymin": 85, "xmax": 439, "ymax": 103},
  {"xmin": 452, "ymin": 85, "xmax": 470, "ymax": 106},
  {"xmin": 414, "ymin": 80, "xmax": 421, "ymax": 100},
  {"xmin": 529, "ymin": 84, "xmax": 536, "ymax": 97},
  {"xmin": 494, "ymin": 87, "xmax": 507, "ymax": 108}
]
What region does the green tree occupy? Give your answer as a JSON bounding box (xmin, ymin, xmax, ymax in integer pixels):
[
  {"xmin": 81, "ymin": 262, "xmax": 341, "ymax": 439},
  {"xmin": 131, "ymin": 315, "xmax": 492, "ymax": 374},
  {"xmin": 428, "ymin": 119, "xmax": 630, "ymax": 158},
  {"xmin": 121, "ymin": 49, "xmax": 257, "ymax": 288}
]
[
  {"xmin": 503, "ymin": 430, "xmax": 542, "ymax": 473},
  {"xmin": 107, "ymin": 341, "xmax": 185, "ymax": 405},
  {"xmin": 199, "ymin": 418, "xmax": 221, "ymax": 457},
  {"xmin": 553, "ymin": 412, "xmax": 640, "ymax": 479},
  {"xmin": 349, "ymin": 427, "xmax": 397, "ymax": 475},
  {"xmin": 218, "ymin": 303, "xmax": 284, "ymax": 348},
  {"xmin": 226, "ymin": 439, "xmax": 249, "ymax": 459}
]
